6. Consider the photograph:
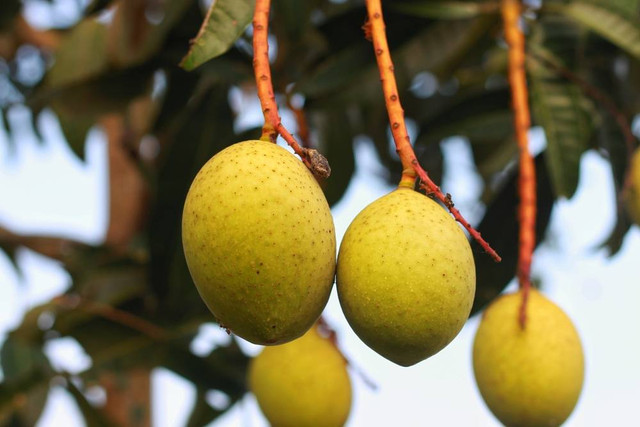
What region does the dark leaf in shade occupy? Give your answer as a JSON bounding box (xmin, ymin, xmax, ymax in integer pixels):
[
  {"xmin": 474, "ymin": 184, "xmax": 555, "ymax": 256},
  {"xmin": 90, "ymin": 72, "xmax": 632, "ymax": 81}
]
[
  {"xmin": 470, "ymin": 154, "xmax": 555, "ymax": 315},
  {"xmin": 313, "ymin": 110, "xmax": 356, "ymax": 206}
]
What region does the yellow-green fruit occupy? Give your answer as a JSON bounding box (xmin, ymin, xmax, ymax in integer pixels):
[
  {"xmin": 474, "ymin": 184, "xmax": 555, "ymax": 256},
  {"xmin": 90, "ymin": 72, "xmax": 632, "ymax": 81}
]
[
  {"xmin": 623, "ymin": 147, "xmax": 640, "ymax": 225},
  {"xmin": 473, "ymin": 289, "xmax": 584, "ymax": 427},
  {"xmin": 182, "ymin": 140, "xmax": 336, "ymax": 345},
  {"xmin": 249, "ymin": 326, "xmax": 352, "ymax": 427},
  {"xmin": 336, "ymin": 188, "xmax": 476, "ymax": 366}
]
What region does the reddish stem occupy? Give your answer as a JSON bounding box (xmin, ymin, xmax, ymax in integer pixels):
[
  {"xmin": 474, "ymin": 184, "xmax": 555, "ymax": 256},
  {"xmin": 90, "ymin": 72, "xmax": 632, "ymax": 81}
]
[
  {"xmin": 364, "ymin": 0, "xmax": 501, "ymax": 262},
  {"xmin": 252, "ymin": 0, "xmax": 331, "ymax": 178},
  {"xmin": 502, "ymin": 0, "xmax": 536, "ymax": 328},
  {"xmin": 54, "ymin": 295, "xmax": 167, "ymax": 340}
]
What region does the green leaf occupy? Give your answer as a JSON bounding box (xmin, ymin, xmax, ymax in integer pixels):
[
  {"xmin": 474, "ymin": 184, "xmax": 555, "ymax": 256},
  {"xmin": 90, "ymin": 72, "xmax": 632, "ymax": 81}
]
[
  {"xmin": 0, "ymin": 370, "xmax": 50, "ymax": 426},
  {"xmin": 595, "ymin": 112, "xmax": 634, "ymax": 255},
  {"xmin": 50, "ymin": 105, "xmax": 93, "ymax": 161},
  {"xmin": 45, "ymin": 18, "xmax": 109, "ymax": 89},
  {"xmin": 161, "ymin": 340, "xmax": 249, "ymax": 397},
  {"xmin": 83, "ymin": 0, "xmax": 114, "ymax": 17},
  {"xmin": 0, "ymin": 0, "xmax": 20, "ymax": 31},
  {"xmin": 107, "ymin": 0, "xmax": 194, "ymax": 68},
  {"xmin": 529, "ymin": 53, "xmax": 596, "ymax": 198},
  {"xmin": 180, "ymin": 0, "xmax": 255, "ymax": 70},
  {"xmin": 149, "ymin": 81, "xmax": 236, "ymax": 315},
  {"xmin": 392, "ymin": 1, "xmax": 499, "ymax": 19},
  {"xmin": 0, "ymin": 336, "xmax": 51, "ymax": 426},
  {"xmin": 65, "ymin": 380, "xmax": 116, "ymax": 427},
  {"xmin": 0, "ymin": 242, "xmax": 20, "ymax": 278},
  {"xmin": 294, "ymin": 43, "xmax": 372, "ymax": 99},
  {"xmin": 273, "ymin": 0, "xmax": 312, "ymax": 40},
  {"xmin": 32, "ymin": 64, "xmax": 155, "ymax": 120},
  {"xmin": 186, "ymin": 390, "xmax": 226, "ymax": 427},
  {"xmin": 559, "ymin": 1, "xmax": 640, "ymax": 60},
  {"xmin": 470, "ymin": 154, "xmax": 555, "ymax": 315}
]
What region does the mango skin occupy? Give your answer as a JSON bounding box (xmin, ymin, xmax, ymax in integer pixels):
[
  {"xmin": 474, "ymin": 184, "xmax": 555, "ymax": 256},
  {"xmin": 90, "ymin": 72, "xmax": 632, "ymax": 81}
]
[
  {"xmin": 336, "ymin": 188, "xmax": 476, "ymax": 366},
  {"xmin": 623, "ymin": 148, "xmax": 640, "ymax": 225},
  {"xmin": 182, "ymin": 140, "xmax": 336, "ymax": 345},
  {"xmin": 473, "ymin": 289, "xmax": 584, "ymax": 427},
  {"xmin": 249, "ymin": 326, "xmax": 352, "ymax": 427}
]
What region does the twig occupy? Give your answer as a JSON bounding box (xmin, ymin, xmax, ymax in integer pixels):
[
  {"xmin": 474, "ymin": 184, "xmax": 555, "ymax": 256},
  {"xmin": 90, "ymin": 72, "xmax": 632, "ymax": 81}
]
[
  {"xmin": 54, "ymin": 294, "xmax": 167, "ymax": 341},
  {"xmin": 252, "ymin": 0, "xmax": 330, "ymax": 179},
  {"xmin": 317, "ymin": 316, "xmax": 378, "ymax": 391},
  {"xmin": 502, "ymin": 0, "xmax": 535, "ymax": 328},
  {"xmin": 364, "ymin": 0, "xmax": 501, "ymax": 262}
]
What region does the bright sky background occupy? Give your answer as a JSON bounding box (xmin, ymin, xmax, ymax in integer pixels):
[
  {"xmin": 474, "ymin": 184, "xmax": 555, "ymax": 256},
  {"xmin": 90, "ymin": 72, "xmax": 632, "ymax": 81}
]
[{"xmin": 1, "ymin": 95, "xmax": 639, "ymax": 427}]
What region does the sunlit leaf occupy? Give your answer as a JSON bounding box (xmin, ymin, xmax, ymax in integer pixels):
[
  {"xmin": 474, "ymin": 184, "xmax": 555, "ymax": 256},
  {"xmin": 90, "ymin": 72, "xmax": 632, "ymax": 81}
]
[{"xmin": 180, "ymin": 0, "xmax": 255, "ymax": 70}]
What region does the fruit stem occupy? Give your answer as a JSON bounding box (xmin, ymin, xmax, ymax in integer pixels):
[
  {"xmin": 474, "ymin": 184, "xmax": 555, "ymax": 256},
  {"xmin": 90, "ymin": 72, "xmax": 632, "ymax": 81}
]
[
  {"xmin": 501, "ymin": 0, "xmax": 535, "ymax": 328},
  {"xmin": 364, "ymin": 0, "xmax": 501, "ymax": 262},
  {"xmin": 252, "ymin": 0, "xmax": 331, "ymax": 179}
]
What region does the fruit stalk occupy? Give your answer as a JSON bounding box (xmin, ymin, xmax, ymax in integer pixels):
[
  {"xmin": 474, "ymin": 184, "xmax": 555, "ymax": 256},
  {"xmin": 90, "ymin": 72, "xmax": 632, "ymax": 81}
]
[
  {"xmin": 364, "ymin": 0, "xmax": 501, "ymax": 262},
  {"xmin": 252, "ymin": 0, "xmax": 331, "ymax": 178},
  {"xmin": 501, "ymin": 0, "xmax": 536, "ymax": 327}
]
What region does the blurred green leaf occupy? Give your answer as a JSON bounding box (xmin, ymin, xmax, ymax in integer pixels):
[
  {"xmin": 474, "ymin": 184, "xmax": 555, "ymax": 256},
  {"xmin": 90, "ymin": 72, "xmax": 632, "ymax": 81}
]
[
  {"xmin": 0, "ymin": 370, "xmax": 49, "ymax": 426},
  {"xmin": 529, "ymin": 52, "xmax": 595, "ymax": 198},
  {"xmin": 33, "ymin": 64, "xmax": 154, "ymax": 118},
  {"xmin": 50, "ymin": 106, "xmax": 93, "ymax": 161},
  {"xmin": 273, "ymin": 0, "xmax": 313, "ymax": 41},
  {"xmin": 65, "ymin": 380, "xmax": 115, "ymax": 427},
  {"xmin": 559, "ymin": 1, "xmax": 640, "ymax": 59},
  {"xmin": 149, "ymin": 81, "xmax": 235, "ymax": 317},
  {"xmin": 314, "ymin": 110, "xmax": 356, "ymax": 206},
  {"xmin": 470, "ymin": 154, "xmax": 555, "ymax": 315},
  {"xmin": 161, "ymin": 341, "xmax": 248, "ymax": 399},
  {"xmin": 180, "ymin": 0, "xmax": 255, "ymax": 70},
  {"xmin": 294, "ymin": 43, "xmax": 372, "ymax": 99},
  {"xmin": 84, "ymin": 0, "xmax": 114, "ymax": 17},
  {"xmin": 186, "ymin": 390, "xmax": 226, "ymax": 427},
  {"xmin": 0, "ymin": 242, "xmax": 20, "ymax": 277},
  {"xmin": 0, "ymin": 0, "xmax": 20, "ymax": 31},
  {"xmin": 108, "ymin": 0, "xmax": 194, "ymax": 68},
  {"xmin": 0, "ymin": 336, "xmax": 51, "ymax": 426},
  {"xmin": 45, "ymin": 18, "xmax": 109, "ymax": 89},
  {"xmin": 596, "ymin": 112, "xmax": 635, "ymax": 255},
  {"xmin": 392, "ymin": 1, "xmax": 499, "ymax": 19}
]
